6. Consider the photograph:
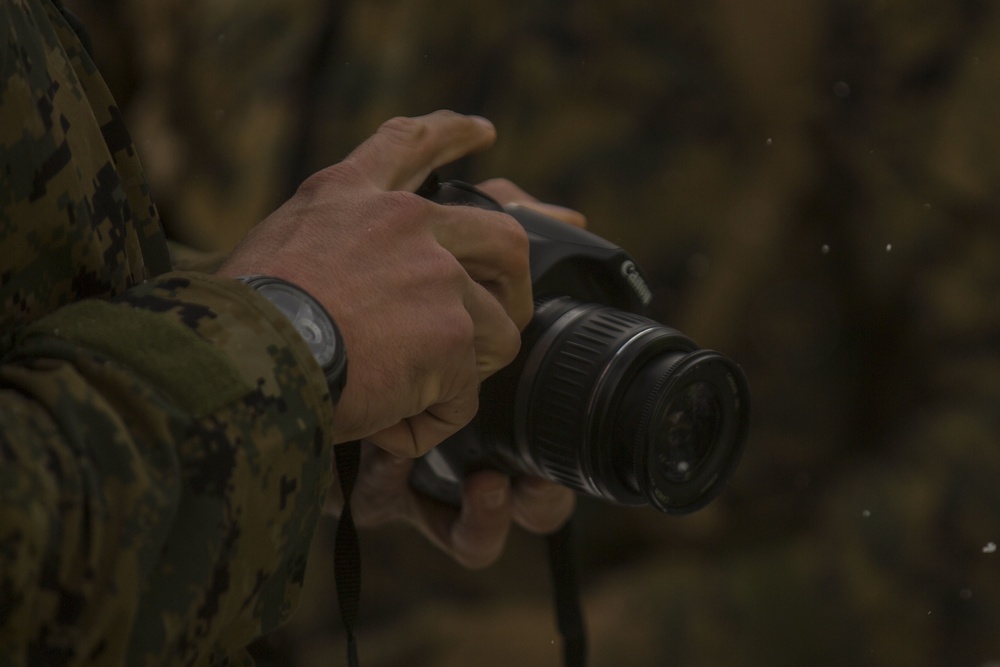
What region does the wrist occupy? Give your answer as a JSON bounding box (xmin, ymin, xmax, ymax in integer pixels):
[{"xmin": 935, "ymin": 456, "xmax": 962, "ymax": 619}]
[{"xmin": 235, "ymin": 275, "xmax": 348, "ymax": 406}]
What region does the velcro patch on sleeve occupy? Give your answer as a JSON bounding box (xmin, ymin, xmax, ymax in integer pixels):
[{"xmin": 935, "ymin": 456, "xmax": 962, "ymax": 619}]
[{"xmin": 25, "ymin": 298, "xmax": 251, "ymax": 417}]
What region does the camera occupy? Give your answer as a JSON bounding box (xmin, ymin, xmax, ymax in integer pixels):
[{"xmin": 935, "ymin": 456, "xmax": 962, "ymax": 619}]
[{"xmin": 410, "ymin": 179, "xmax": 750, "ymax": 514}]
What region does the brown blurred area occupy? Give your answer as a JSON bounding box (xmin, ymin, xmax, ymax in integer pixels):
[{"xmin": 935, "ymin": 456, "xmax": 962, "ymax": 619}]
[{"xmin": 68, "ymin": 0, "xmax": 1000, "ymax": 664}]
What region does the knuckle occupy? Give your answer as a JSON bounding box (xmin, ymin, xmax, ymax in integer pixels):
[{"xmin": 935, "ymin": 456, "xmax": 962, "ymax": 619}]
[
  {"xmin": 477, "ymin": 211, "xmax": 529, "ymax": 269},
  {"xmin": 498, "ymin": 315, "xmax": 523, "ymax": 366},
  {"xmin": 378, "ymin": 115, "xmax": 433, "ymax": 151},
  {"xmin": 297, "ymin": 161, "xmax": 363, "ymax": 196},
  {"xmin": 495, "ymin": 215, "xmax": 533, "ymax": 328},
  {"xmin": 368, "ymin": 190, "xmax": 438, "ymax": 237},
  {"xmin": 512, "ymin": 299, "xmax": 534, "ymax": 334},
  {"xmin": 501, "ymin": 213, "xmax": 531, "ymax": 270},
  {"xmin": 445, "ymin": 304, "xmax": 477, "ymax": 349},
  {"xmin": 497, "ymin": 209, "xmax": 529, "ymax": 243},
  {"xmin": 478, "ymin": 310, "xmax": 521, "ymax": 378},
  {"xmin": 440, "ymin": 244, "xmax": 474, "ymax": 284}
]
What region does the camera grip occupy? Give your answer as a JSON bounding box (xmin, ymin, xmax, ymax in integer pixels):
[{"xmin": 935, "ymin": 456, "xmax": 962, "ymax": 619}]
[
  {"xmin": 410, "ymin": 420, "xmax": 505, "ymax": 507},
  {"xmin": 409, "ymin": 449, "xmax": 464, "ymax": 507}
]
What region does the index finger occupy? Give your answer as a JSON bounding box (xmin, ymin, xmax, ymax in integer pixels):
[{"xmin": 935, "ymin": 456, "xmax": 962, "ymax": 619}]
[{"xmin": 345, "ymin": 111, "xmax": 497, "ymax": 192}]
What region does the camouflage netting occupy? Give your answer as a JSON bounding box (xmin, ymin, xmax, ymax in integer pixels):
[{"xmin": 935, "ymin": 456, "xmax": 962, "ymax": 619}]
[{"xmin": 69, "ymin": 0, "xmax": 1000, "ymax": 664}]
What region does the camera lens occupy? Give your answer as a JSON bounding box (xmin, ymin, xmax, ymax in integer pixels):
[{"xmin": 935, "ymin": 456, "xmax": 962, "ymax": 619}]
[
  {"xmin": 512, "ymin": 298, "xmax": 749, "ymax": 514},
  {"xmin": 654, "ymin": 381, "xmax": 722, "ymax": 483},
  {"xmin": 617, "ymin": 348, "xmax": 749, "ymax": 513}
]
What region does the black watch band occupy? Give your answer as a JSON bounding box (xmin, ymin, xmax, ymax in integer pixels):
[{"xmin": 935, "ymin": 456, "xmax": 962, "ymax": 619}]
[{"xmin": 236, "ymin": 275, "xmax": 347, "ymax": 406}]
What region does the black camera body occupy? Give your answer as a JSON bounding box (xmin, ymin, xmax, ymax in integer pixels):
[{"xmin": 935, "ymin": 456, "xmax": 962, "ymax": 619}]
[{"xmin": 410, "ymin": 180, "xmax": 750, "ymax": 515}]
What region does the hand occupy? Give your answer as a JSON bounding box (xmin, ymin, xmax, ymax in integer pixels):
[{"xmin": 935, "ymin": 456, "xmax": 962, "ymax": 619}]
[
  {"xmin": 218, "ymin": 111, "xmax": 531, "ymax": 456},
  {"xmin": 324, "ymin": 179, "xmax": 583, "ymax": 569},
  {"xmin": 326, "ymin": 442, "xmax": 576, "ymax": 569}
]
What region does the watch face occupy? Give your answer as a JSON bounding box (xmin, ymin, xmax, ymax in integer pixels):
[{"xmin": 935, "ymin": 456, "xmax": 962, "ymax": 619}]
[{"xmin": 257, "ymin": 282, "xmax": 338, "ymax": 367}]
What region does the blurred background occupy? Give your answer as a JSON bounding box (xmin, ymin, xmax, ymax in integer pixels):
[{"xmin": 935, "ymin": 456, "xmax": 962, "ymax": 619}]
[{"xmin": 70, "ymin": 0, "xmax": 1000, "ymax": 664}]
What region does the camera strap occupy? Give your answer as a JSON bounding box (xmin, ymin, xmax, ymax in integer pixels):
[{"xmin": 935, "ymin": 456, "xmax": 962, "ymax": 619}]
[
  {"xmin": 333, "ymin": 440, "xmax": 588, "ymax": 667},
  {"xmin": 547, "ymin": 520, "xmax": 588, "ymax": 667},
  {"xmin": 333, "ymin": 440, "xmax": 362, "ymax": 667}
]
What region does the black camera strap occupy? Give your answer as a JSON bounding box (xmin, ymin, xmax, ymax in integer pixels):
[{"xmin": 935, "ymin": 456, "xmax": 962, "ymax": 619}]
[
  {"xmin": 333, "ymin": 440, "xmax": 588, "ymax": 667},
  {"xmin": 547, "ymin": 520, "xmax": 588, "ymax": 667},
  {"xmin": 333, "ymin": 440, "xmax": 362, "ymax": 667}
]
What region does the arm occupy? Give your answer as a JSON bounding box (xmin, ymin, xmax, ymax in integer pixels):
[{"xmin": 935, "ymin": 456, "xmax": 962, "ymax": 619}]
[
  {"xmin": 1, "ymin": 3, "xmax": 335, "ymax": 662},
  {"xmin": 1, "ymin": 273, "xmax": 335, "ymax": 665}
]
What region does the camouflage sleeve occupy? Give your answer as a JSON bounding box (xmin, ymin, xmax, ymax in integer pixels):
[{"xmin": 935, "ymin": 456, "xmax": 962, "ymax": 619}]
[
  {"xmin": 0, "ymin": 271, "xmax": 337, "ymax": 666},
  {"xmin": 2, "ymin": 1, "xmax": 338, "ymax": 664}
]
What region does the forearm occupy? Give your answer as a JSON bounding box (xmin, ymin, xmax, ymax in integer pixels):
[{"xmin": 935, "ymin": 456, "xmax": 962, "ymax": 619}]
[{"xmin": 0, "ymin": 271, "xmax": 335, "ymax": 665}]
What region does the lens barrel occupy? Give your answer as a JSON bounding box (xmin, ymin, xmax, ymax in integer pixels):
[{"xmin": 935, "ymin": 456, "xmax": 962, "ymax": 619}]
[{"xmin": 509, "ymin": 298, "xmax": 749, "ymax": 514}]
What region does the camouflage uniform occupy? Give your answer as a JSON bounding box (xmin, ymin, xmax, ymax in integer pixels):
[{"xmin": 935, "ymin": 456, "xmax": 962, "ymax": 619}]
[{"xmin": 0, "ymin": 1, "xmax": 335, "ymax": 664}]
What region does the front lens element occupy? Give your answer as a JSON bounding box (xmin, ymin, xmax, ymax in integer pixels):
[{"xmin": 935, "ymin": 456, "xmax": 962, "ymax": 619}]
[
  {"xmin": 653, "ymin": 381, "xmax": 724, "ymax": 483},
  {"xmin": 630, "ymin": 351, "xmax": 749, "ymax": 514},
  {"xmin": 508, "ymin": 299, "xmax": 749, "ymax": 514}
]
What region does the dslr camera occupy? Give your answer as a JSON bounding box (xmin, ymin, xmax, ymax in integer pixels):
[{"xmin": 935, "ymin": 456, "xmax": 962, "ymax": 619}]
[{"xmin": 411, "ymin": 179, "xmax": 750, "ymax": 514}]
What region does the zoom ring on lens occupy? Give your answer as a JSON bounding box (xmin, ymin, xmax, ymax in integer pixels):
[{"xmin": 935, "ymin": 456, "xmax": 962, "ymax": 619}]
[{"xmin": 519, "ymin": 301, "xmax": 657, "ymax": 499}]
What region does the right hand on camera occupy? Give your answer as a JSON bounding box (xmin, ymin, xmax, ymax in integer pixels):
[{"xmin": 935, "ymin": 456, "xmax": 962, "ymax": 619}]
[{"xmin": 218, "ymin": 111, "xmax": 531, "ymax": 456}]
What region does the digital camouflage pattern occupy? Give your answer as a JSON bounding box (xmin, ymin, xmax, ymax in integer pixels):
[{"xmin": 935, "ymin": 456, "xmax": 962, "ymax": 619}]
[
  {"xmin": 0, "ymin": 1, "xmax": 335, "ymax": 664},
  {"xmin": 56, "ymin": 0, "xmax": 1000, "ymax": 665},
  {"xmin": 55, "ymin": 0, "xmax": 334, "ymax": 253}
]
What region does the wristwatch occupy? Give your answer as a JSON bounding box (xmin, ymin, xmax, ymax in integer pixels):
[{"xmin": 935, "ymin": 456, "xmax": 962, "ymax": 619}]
[{"xmin": 237, "ymin": 275, "xmax": 348, "ymax": 406}]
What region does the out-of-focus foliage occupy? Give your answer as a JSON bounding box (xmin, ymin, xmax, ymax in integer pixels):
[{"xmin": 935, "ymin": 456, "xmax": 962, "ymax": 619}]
[{"xmin": 71, "ymin": 0, "xmax": 1000, "ymax": 664}]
